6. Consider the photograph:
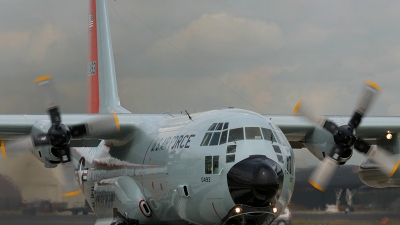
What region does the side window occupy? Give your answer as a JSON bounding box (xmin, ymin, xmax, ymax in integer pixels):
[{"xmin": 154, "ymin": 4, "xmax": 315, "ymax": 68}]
[
  {"xmin": 226, "ymin": 155, "xmax": 235, "ymax": 163},
  {"xmin": 287, "ymin": 156, "xmax": 292, "ymax": 174},
  {"xmin": 273, "ymin": 145, "xmax": 284, "ymax": 163},
  {"xmin": 273, "ymin": 145, "xmax": 282, "ymax": 154},
  {"xmin": 205, "ymin": 156, "xmax": 220, "ymax": 174},
  {"xmin": 228, "ymin": 128, "xmax": 244, "ymax": 142},
  {"xmin": 226, "ymin": 145, "xmax": 236, "ymax": 163},
  {"xmin": 277, "ymin": 155, "xmax": 284, "ymax": 164},
  {"xmin": 227, "ymin": 145, "xmax": 236, "ymax": 153},
  {"xmin": 213, "ymin": 156, "xmax": 219, "ymax": 174},
  {"xmin": 205, "ymin": 156, "xmax": 212, "ymax": 174},
  {"xmin": 245, "ymin": 127, "xmax": 263, "ymax": 140}
]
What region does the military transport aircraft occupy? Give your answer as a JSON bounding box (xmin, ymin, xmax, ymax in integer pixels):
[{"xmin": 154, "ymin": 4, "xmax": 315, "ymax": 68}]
[{"xmin": 1, "ymin": 0, "xmax": 400, "ymax": 225}]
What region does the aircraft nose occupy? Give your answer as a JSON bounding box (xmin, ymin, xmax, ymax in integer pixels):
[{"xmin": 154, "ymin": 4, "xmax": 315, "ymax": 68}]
[{"xmin": 227, "ymin": 155, "xmax": 283, "ymax": 207}]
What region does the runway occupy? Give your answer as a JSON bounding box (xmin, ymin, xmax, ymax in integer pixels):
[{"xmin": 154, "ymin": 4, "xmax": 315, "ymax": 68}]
[
  {"xmin": 293, "ymin": 211, "xmax": 400, "ymax": 221},
  {"xmin": 0, "ymin": 215, "xmax": 96, "ymax": 225},
  {"xmin": 1, "ymin": 212, "xmax": 400, "ymax": 225}
]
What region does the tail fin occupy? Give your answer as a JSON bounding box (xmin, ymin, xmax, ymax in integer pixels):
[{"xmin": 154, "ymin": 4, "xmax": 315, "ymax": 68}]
[{"xmin": 87, "ymin": 0, "xmax": 130, "ymax": 114}]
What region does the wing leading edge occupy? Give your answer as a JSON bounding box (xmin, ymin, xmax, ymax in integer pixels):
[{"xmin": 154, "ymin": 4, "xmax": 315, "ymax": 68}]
[
  {"xmin": 267, "ymin": 115, "xmax": 400, "ymax": 152},
  {"xmin": 1, "ymin": 114, "xmax": 399, "ymax": 146}
]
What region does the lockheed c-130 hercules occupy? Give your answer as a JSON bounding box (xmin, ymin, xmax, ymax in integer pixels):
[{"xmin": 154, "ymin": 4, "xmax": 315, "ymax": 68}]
[{"xmin": 1, "ymin": 0, "xmax": 400, "ymax": 224}]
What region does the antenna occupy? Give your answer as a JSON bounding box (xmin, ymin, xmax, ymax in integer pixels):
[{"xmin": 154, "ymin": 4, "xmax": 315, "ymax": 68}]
[{"xmin": 185, "ymin": 110, "xmax": 193, "ymax": 121}]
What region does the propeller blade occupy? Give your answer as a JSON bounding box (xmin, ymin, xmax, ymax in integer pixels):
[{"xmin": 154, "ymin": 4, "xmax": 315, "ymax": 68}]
[
  {"xmin": 48, "ymin": 107, "xmax": 61, "ymax": 126},
  {"xmin": 354, "ymin": 138, "xmax": 399, "ymax": 177},
  {"xmin": 69, "ymin": 112, "xmax": 120, "ymax": 138},
  {"xmin": 34, "ymin": 76, "xmax": 88, "ymax": 198},
  {"xmin": 293, "ymin": 100, "xmax": 339, "ymax": 135},
  {"xmin": 308, "ymin": 156, "xmax": 340, "ymax": 191},
  {"xmin": 0, "ymin": 137, "xmax": 36, "ymax": 159},
  {"xmin": 348, "ymin": 81, "xmax": 381, "ymax": 129},
  {"xmin": 34, "ymin": 75, "xmax": 61, "ymax": 125},
  {"xmin": 57, "ymin": 160, "xmax": 82, "ymax": 197}
]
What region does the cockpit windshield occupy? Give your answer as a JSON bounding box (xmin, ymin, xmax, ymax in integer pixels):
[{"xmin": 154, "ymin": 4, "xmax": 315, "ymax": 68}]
[{"xmin": 201, "ymin": 123, "xmax": 285, "ymax": 146}]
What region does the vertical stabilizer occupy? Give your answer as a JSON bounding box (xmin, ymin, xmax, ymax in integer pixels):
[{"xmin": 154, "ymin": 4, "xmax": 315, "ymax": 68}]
[{"xmin": 87, "ymin": 0, "xmax": 130, "ymax": 114}]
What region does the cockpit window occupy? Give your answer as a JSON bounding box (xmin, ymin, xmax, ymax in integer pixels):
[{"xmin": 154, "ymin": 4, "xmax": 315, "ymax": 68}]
[
  {"xmin": 223, "ymin": 122, "xmax": 229, "ymax": 130},
  {"xmin": 215, "ymin": 123, "xmax": 224, "ymax": 130},
  {"xmin": 208, "ymin": 123, "xmax": 217, "ymax": 131},
  {"xmin": 272, "ymin": 130, "xmax": 282, "ymax": 144},
  {"xmin": 261, "ymin": 128, "xmax": 277, "ymax": 143},
  {"xmin": 209, "ymin": 132, "xmax": 221, "ymax": 146},
  {"xmin": 219, "ymin": 130, "xmax": 228, "ymax": 145},
  {"xmin": 228, "ymin": 128, "xmax": 244, "ymax": 142},
  {"xmin": 277, "ymin": 131, "xmax": 290, "ymax": 147},
  {"xmin": 245, "ymin": 127, "xmax": 263, "ymax": 140},
  {"xmin": 261, "ymin": 128, "xmax": 271, "ymax": 141},
  {"xmin": 201, "ymin": 122, "xmax": 230, "ymax": 146},
  {"xmin": 201, "ymin": 133, "xmax": 212, "ymax": 146}
]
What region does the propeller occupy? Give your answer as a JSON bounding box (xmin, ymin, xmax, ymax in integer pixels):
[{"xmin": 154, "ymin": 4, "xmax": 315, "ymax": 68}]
[
  {"xmin": 293, "ymin": 81, "xmax": 400, "ymax": 191},
  {"xmin": 2, "ymin": 75, "xmax": 120, "ymax": 197}
]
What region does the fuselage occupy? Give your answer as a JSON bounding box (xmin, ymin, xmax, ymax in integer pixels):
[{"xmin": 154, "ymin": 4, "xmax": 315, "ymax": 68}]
[{"xmin": 73, "ymin": 108, "xmax": 295, "ymax": 225}]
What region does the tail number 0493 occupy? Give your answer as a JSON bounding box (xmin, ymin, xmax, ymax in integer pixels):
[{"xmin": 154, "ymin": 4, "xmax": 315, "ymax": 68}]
[{"xmin": 89, "ymin": 61, "xmax": 96, "ymax": 75}]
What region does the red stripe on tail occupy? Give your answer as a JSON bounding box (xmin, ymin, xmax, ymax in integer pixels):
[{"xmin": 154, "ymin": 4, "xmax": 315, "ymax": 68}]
[{"xmin": 87, "ymin": 0, "xmax": 99, "ymax": 114}]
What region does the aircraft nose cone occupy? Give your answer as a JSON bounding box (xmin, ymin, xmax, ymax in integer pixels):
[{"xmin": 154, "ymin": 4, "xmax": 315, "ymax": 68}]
[{"xmin": 227, "ymin": 155, "xmax": 283, "ymax": 207}]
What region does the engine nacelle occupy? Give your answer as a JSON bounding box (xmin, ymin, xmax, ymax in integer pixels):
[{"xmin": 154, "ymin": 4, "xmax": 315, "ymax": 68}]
[
  {"xmin": 302, "ymin": 127, "xmax": 336, "ymax": 160},
  {"xmin": 30, "ymin": 121, "xmax": 66, "ymax": 168},
  {"xmin": 3, "ymin": 121, "xmax": 60, "ymax": 168},
  {"xmin": 358, "ymin": 159, "xmax": 400, "ymax": 188}
]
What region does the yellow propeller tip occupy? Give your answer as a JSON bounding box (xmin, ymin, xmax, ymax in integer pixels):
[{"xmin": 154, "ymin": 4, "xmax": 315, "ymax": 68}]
[
  {"xmin": 113, "ymin": 111, "xmax": 120, "ymax": 132},
  {"xmin": 308, "ymin": 179, "xmax": 325, "ymax": 192},
  {"xmin": 63, "ymin": 190, "xmax": 82, "ymax": 197},
  {"xmin": 365, "ymin": 80, "xmax": 381, "ymax": 91},
  {"xmin": 292, "ymin": 100, "xmax": 303, "ymax": 115},
  {"xmin": 389, "ymin": 159, "xmax": 400, "ymax": 178},
  {"xmin": 34, "ymin": 75, "xmax": 53, "ymax": 83},
  {"xmin": 0, "ymin": 140, "xmax": 7, "ymax": 159}
]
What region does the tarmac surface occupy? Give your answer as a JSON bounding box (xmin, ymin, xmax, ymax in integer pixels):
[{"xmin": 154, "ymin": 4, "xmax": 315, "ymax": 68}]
[
  {"xmin": 0, "ymin": 215, "xmax": 96, "ymax": 225},
  {"xmin": 1, "ymin": 212, "xmax": 400, "ymax": 224},
  {"xmin": 292, "ymin": 211, "xmax": 400, "ymax": 221}
]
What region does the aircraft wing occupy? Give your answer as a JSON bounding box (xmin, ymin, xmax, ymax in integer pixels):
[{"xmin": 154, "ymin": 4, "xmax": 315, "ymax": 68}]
[
  {"xmin": 0, "ymin": 114, "xmax": 147, "ymax": 144},
  {"xmin": 2, "ymin": 113, "xmax": 399, "ymax": 144},
  {"xmin": 267, "ymin": 115, "xmax": 400, "ymax": 152}
]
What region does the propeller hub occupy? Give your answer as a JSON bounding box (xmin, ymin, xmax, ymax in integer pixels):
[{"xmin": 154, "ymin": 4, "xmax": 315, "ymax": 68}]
[
  {"xmin": 334, "ymin": 125, "xmax": 356, "ymax": 148},
  {"xmin": 48, "ymin": 124, "xmax": 71, "ymax": 147}
]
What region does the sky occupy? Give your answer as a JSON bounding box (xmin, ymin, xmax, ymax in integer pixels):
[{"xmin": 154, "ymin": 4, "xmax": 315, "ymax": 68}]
[
  {"xmin": 1, "ymin": 0, "xmax": 400, "ymax": 201},
  {"xmin": 1, "ymin": 1, "xmax": 400, "ymax": 116}
]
